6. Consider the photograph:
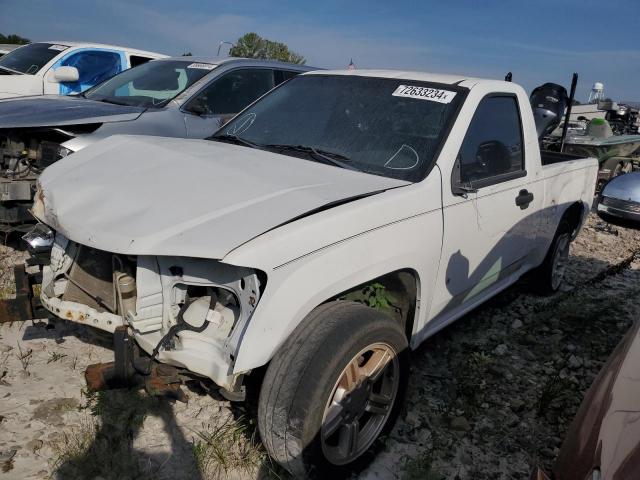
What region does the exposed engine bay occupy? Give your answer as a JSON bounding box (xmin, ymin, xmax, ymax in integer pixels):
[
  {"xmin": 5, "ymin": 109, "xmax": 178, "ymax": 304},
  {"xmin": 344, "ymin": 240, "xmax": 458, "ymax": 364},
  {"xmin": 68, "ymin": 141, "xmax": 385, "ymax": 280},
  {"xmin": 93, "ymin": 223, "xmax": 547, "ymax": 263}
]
[
  {"xmin": 0, "ymin": 125, "xmax": 99, "ymax": 231},
  {"xmin": 38, "ymin": 233, "xmax": 263, "ymax": 391}
]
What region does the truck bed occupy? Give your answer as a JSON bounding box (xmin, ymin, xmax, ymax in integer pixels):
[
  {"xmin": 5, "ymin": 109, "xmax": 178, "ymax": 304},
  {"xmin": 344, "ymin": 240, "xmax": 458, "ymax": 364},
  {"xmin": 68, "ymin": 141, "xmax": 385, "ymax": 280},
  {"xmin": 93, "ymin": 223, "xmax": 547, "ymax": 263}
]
[{"xmin": 541, "ymin": 150, "xmax": 585, "ymax": 166}]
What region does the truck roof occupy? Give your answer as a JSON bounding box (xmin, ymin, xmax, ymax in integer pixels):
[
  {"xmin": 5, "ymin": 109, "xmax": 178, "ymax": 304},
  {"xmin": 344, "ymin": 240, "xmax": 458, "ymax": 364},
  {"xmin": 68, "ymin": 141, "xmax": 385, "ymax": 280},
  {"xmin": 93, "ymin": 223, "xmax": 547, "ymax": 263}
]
[
  {"xmin": 158, "ymin": 56, "xmax": 317, "ymax": 71},
  {"xmin": 304, "ymin": 68, "xmax": 511, "ymax": 89},
  {"xmin": 38, "ymin": 41, "xmax": 167, "ymax": 59}
]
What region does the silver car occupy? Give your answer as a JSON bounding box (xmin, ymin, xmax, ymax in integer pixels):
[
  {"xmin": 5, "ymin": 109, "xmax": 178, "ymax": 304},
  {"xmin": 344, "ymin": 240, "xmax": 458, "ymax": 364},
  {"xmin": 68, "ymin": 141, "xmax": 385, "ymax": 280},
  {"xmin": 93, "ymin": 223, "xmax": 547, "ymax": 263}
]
[
  {"xmin": 0, "ymin": 56, "xmax": 315, "ymax": 230},
  {"xmin": 597, "ymin": 172, "xmax": 640, "ymax": 226}
]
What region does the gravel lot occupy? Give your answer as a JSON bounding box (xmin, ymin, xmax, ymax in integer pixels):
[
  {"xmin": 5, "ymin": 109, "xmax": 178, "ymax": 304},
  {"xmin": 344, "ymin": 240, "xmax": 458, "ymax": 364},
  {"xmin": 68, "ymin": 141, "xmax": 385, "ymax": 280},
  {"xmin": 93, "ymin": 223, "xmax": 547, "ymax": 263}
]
[{"xmin": 1, "ymin": 213, "xmax": 639, "ymax": 479}]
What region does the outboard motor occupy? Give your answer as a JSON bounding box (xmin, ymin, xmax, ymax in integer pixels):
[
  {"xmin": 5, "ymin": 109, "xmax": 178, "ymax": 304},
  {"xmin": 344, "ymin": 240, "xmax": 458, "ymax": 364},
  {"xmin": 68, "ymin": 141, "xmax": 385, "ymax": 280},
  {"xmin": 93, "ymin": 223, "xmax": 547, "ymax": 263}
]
[{"xmin": 530, "ymin": 83, "xmax": 568, "ymax": 140}]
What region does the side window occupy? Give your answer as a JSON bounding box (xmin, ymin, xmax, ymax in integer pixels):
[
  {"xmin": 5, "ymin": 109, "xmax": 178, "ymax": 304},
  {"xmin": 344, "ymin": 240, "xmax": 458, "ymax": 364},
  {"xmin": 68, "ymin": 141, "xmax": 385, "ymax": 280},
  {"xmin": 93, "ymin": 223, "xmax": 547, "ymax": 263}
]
[
  {"xmin": 456, "ymin": 96, "xmax": 524, "ymax": 185},
  {"xmin": 59, "ymin": 50, "xmax": 122, "ymax": 93},
  {"xmin": 129, "ymin": 55, "xmax": 153, "ymax": 68},
  {"xmin": 187, "ymin": 68, "xmax": 275, "ymax": 116},
  {"xmin": 274, "ymin": 69, "xmax": 300, "ymax": 86}
]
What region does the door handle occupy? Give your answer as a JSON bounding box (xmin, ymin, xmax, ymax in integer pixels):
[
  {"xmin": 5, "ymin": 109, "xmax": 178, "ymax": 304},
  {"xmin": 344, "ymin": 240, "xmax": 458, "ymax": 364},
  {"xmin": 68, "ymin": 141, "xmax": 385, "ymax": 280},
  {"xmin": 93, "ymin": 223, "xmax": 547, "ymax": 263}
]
[{"xmin": 515, "ymin": 189, "xmax": 534, "ymax": 209}]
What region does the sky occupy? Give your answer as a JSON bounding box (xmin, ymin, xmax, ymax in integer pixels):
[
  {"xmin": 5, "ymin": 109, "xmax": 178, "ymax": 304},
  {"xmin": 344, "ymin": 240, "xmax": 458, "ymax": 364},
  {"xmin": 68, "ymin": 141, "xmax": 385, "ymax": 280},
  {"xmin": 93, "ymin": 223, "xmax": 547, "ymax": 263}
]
[{"xmin": 1, "ymin": 0, "xmax": 638, "ymax": 101}]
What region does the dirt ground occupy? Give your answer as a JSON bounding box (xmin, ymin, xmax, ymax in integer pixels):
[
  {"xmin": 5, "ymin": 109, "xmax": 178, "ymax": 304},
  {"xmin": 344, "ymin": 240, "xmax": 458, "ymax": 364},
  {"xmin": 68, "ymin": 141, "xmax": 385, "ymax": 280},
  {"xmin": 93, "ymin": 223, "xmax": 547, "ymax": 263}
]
[{"xmin": 1, "ymin": 213, "xmax": 639, "ymax": 479}]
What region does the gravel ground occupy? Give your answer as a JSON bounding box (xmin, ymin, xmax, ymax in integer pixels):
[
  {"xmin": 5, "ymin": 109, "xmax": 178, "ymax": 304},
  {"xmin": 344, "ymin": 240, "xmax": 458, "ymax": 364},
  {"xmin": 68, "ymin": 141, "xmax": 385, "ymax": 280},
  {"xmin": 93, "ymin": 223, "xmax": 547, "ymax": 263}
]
[{"xmin": 0, "ymin": 213, "xmax": 639, "ymax": 479}]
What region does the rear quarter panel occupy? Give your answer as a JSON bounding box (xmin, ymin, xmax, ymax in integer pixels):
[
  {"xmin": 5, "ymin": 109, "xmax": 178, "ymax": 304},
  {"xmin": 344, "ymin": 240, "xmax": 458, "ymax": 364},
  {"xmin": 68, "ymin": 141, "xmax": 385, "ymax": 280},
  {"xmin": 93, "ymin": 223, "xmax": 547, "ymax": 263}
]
[{"xmin": 532, "ymin": 158, "xmax": 598, "ymax": 265}]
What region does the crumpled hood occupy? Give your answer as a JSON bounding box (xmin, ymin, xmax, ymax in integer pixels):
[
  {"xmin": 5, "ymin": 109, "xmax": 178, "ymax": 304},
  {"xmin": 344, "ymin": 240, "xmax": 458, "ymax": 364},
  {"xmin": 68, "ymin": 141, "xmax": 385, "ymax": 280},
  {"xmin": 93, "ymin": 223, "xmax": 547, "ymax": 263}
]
[
  {"xmin": 35, "ymin": 135, "xmax": 409, "ymax": 259},
  {"xmin": 0, "ymin": 95, "xmax": 145, "ymax": 128}
]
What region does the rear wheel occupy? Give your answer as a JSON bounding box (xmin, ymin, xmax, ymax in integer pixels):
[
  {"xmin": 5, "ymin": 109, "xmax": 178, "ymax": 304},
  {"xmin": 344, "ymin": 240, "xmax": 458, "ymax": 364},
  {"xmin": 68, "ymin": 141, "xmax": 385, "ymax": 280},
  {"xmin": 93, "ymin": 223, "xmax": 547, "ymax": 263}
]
[
  {"xmin": 533, "ymin": 220, "xmax": 572, "ymax": 294},
  {"xmin": 258, "ymin": 301, "xmax": 409, "ymax": 478}
]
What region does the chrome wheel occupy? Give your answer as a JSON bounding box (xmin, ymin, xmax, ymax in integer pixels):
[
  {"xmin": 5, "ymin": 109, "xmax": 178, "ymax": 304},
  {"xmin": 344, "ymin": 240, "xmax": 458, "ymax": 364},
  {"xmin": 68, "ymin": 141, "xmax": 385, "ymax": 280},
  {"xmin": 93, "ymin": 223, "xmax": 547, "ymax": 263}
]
[
  {"xmin": 551, "ymin": 233, "xmax": 570, "ymax": 290},
  {"xmin": 321, "ymin": 342, "xmax": 400, "ymax": 465}
]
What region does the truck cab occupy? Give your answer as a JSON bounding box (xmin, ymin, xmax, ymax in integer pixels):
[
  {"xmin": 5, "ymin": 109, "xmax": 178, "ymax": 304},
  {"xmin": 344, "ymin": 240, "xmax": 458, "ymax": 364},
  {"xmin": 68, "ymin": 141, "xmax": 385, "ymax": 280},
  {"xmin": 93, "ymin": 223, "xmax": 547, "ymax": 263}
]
[
  {"xmin": 0, "ymin": 41, "xmax": 166, "ymax": 98},
  {"xmin": 23, "ymin": 70, "xmax": 598, "ymax": 477}
]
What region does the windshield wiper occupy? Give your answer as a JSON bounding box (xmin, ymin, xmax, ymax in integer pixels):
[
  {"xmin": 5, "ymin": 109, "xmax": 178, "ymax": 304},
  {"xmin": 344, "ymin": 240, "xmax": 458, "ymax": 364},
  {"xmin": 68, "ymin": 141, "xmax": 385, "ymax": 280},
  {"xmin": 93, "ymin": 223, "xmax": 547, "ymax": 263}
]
[
  {"xmin": 97, "ymin": 97, "xmax": 133, "ymax": 106},
  {"xmin": 211, "ymin": 134, "xmax": 265, "ymax": 150},
  {"xmin": 210, "ymin": 137, "xmax": 362, "ymax": 172},
  {"xmin": 264, "ymin": 144, "xmax": 360, "ymax": 172}
]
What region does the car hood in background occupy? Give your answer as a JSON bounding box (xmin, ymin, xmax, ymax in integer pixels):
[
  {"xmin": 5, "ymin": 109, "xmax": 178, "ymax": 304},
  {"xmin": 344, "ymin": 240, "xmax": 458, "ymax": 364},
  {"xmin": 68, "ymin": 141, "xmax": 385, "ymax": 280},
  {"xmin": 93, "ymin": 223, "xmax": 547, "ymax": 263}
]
[
  {"xmin": 0, "ymin": 95, "xmax": 145, "ymax": 128},
  {"xmin": 601, "ymin": 172, "xmax": 640, "ymax": 202},
  {"xmin": 553, "ymin": 320, "xmax": 640, "ymax": 480},
  {"xmin": 35, "ymin": 135, "xmax": 409, "ymax": 260}
]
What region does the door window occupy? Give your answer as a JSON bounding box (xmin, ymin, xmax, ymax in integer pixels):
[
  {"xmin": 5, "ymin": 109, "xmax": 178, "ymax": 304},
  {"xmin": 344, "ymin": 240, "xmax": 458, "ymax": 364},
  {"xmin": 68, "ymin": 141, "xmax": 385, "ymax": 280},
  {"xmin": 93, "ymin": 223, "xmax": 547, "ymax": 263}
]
[
  {"xmin": 274, "ymin": 69, "xmax": 300, "ymax": 86},
  {"xmin": 187, "ymin": 68, "xmax": 275, "ymax": 116},
  {"xmin": 59, "ymin": 50, "xmax": 123, "ymax": 94},
  {"xmin": 456, "ymin": 95, "xmax": 524, "ymax": 186},
  {"xmin": 129, "ymin": 55, "xmax": 154, "ymax": 68}
]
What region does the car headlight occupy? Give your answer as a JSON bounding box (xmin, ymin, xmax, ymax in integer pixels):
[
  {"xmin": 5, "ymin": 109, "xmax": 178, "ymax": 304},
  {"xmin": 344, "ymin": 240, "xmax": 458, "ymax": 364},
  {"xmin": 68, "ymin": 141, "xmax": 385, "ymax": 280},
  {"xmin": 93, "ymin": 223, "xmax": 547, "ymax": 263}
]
[{"xmin": 22, "ymin": 223, "xmax": 54, "ymax": 252}]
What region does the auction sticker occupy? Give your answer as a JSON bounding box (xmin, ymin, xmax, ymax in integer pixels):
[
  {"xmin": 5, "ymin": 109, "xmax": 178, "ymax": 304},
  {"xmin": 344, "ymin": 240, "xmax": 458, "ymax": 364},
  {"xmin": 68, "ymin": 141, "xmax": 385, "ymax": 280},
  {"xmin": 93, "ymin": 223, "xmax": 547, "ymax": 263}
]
[
  {"xmin": 392, "ymin": 85, "xmax": 456, "ymax": 104},
  {"xmin": 48, "ymin": 45, "xmax": 68, "ymax": 51},
  {"xmin": 187, "ymin": 63, "xmax": 215, "ymax": 70}
]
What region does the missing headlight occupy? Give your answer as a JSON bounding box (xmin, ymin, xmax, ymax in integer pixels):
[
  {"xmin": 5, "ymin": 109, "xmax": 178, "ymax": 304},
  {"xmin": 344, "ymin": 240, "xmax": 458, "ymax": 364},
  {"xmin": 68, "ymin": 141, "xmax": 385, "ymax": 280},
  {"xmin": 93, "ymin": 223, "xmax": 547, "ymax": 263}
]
[{"xmin": 174, "ymin": 284, "xmax": 240, "ymax": 339}]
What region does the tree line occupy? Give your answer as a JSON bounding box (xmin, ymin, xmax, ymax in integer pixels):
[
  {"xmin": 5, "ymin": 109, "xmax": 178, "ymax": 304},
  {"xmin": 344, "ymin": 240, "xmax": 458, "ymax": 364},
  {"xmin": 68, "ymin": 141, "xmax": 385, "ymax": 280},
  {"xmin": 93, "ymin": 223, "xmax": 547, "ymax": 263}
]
[
  {"xmin": 0, "ymin": 31, "xmax": 305, "ymax": 65},
  {"xmin": 0, "ymin": 33, "xmax": 30, "ymax": 44}
]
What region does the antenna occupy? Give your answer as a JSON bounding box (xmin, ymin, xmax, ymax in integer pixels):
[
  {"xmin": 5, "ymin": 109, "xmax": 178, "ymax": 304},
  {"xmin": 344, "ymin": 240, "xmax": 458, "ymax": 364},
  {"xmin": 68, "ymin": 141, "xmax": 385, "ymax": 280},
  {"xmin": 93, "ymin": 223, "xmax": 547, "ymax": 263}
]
[{"xmin": 505, "ymin": 72, "xmax": 512, "ymax": 82}]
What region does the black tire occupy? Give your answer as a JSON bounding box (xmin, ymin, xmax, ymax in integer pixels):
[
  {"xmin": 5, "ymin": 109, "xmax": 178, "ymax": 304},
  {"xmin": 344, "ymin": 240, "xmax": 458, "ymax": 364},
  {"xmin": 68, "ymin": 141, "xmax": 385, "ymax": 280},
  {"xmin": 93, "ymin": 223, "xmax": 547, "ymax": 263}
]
[
  {"xmin": 532, "ymin": 219, "xmax": 572, "ymax": 294},
  {"xmin": 258, "ymin": 301, "xmax": 409, "ymax": 478}
]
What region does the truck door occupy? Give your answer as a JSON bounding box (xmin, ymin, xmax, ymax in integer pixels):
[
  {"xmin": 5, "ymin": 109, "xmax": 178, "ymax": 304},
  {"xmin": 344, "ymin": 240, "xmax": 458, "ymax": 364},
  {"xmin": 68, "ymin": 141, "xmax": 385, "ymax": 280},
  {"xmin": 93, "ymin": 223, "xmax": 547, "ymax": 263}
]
[
  {"xmin": 183, "ymin": 68, "xmax": 276, "ymax": 138},
  {"xmin": 45, "ymin": 48, "xmax": 124, "ymax": 95},
  {"xmin": 431, "ymin": 94, "xmax": 538, "ymax": 318}
]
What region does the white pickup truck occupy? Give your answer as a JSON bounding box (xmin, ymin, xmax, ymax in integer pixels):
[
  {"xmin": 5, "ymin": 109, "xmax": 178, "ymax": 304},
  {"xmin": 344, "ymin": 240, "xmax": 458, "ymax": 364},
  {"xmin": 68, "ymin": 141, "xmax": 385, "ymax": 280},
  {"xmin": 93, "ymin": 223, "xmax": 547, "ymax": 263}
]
[
  {"xmin": 0, "ymin": 41, "xmax": 165, "ymax": 98},
  {"xmin": 27, "ymin": 70, "xmax": 597, "ymax": 476}
]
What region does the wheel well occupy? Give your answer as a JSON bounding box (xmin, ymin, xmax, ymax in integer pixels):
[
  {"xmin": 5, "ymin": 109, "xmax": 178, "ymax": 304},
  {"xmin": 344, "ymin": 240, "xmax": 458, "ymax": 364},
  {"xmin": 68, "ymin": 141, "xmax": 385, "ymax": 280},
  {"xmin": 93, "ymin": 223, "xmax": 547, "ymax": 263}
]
[
  {"xmin": 561, "ymin": 201, "xmax": 585, "ymax": 237},
  {"xmin": 328, "ymin": 269, "xmax": 418, "ymax": 340}
]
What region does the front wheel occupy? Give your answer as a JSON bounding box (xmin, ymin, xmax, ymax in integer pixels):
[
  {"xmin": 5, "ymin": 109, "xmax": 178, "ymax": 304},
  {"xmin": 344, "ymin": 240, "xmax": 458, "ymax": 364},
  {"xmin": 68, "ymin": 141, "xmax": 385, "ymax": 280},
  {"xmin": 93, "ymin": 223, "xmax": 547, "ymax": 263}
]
[{"xmin": 258, "ymin": 301, "xmax": 409, "ymax": 478}]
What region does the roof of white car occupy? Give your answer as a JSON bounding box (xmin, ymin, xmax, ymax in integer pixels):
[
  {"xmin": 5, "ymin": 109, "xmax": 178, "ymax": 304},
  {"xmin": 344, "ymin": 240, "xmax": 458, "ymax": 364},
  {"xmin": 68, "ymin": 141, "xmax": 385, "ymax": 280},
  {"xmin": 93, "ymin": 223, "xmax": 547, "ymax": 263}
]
[
  {"xmin": 304, "ymin": 69, "xmax": 499, "ymax": 87},
  {"xmin": 38, "ymin": 41, "xmax": 167, "ymax": 58}
]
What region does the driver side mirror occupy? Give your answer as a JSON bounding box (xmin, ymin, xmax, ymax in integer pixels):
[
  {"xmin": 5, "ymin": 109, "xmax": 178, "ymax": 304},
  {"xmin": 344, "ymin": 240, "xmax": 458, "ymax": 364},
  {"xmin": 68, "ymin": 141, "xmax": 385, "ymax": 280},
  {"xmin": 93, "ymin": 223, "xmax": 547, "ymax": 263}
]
[{"xmin": 53, "ymin": 66, "xmax": 79, "ymax": 83}]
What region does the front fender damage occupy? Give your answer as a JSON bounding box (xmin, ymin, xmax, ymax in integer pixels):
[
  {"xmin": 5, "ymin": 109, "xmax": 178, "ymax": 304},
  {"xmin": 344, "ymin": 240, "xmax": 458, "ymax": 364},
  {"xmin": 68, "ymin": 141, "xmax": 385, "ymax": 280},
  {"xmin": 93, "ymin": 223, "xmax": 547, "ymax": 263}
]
[{"xmin": 38, "ymin": 233, "xmax": 263, "ymax": 395}]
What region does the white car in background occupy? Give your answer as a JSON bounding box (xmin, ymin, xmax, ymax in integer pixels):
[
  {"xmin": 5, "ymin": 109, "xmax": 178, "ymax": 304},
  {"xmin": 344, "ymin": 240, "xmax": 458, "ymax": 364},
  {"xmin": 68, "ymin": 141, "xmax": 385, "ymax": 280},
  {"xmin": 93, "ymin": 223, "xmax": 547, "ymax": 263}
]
[{"xmin": 0, "ymin": 41, "xmax": 166, "ymax": 98}]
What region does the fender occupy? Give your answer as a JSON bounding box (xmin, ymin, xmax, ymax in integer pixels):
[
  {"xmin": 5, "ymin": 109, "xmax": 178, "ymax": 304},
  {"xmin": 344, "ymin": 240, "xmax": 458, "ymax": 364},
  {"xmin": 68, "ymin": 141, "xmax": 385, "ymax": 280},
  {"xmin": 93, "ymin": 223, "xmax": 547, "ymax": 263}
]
[{"xmin": 223, "ymin": 172, "xmax": 444, "ymax": 373}]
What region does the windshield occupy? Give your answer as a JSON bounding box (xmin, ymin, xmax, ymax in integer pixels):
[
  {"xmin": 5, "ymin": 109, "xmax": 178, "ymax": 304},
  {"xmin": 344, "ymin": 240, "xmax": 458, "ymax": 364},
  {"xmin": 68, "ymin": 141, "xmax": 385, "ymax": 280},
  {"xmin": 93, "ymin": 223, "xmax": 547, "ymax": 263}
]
[
  {"xmin": 0, "ymin": 43, "xmax": 67, "ymax": 74},
  {"xmin": 85, "ymin": 60, "xmax": 214, "ymax": 108},
  {"xmin": 212, "ymin": 75, "xmax": 465, "ymax": 181}
]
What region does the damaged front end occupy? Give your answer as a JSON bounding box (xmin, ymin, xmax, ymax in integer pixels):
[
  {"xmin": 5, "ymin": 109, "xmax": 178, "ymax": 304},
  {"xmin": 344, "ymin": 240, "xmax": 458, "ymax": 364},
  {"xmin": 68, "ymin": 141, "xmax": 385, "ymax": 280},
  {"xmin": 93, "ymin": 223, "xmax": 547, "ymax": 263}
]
[
  {"xmin": 0, "ymin": 126, "xmax": 96, "ymax": 231},
  {"xmin": 31, "ymin": 229, "xmax": 263, "ymax": 396}
]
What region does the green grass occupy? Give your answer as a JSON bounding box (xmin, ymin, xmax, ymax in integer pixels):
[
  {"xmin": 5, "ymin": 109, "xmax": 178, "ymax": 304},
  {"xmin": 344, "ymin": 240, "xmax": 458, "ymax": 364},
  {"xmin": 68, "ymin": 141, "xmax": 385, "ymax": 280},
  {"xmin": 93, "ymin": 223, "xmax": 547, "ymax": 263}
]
[
  {"xmin": 192, "ymin": 415, "xmax": 281, "ymax": 479},
  {"xmin": 47, "ymin": 352, "xmax": 68, "ymax": 364}
]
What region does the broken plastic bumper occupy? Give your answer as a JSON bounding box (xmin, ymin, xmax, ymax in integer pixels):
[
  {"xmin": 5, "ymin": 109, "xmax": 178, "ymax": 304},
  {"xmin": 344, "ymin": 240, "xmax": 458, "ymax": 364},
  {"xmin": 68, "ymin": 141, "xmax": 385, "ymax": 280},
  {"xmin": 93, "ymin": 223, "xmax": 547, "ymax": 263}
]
[
  {"xmin": 40, "ymin": 289, "xmax": 124, "ymax": 331},
  {"xmin": 39, "ymin": 292, "xmax": 241, "ymax": 392}
]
